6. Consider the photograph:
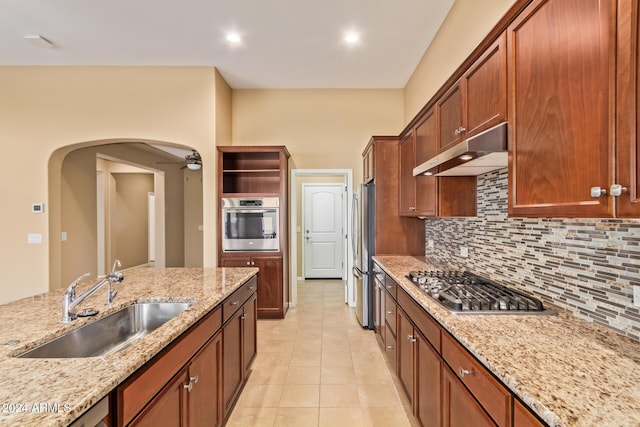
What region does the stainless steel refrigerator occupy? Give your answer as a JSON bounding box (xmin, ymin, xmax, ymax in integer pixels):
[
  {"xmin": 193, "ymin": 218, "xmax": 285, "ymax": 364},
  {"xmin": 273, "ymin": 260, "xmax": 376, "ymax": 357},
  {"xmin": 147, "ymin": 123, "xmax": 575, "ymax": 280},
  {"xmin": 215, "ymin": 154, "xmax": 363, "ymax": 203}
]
[{"xmin": 352, "ymin": 182, "xmax": 374, "ymax": 329}]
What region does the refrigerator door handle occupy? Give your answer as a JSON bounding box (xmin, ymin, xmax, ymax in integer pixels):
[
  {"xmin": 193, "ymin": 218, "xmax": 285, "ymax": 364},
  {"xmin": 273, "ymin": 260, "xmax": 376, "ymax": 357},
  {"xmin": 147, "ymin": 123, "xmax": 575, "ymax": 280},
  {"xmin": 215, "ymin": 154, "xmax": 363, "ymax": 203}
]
[{"xmin": 351, "ymin": 192, "xmax": 359, "ymax": 262}]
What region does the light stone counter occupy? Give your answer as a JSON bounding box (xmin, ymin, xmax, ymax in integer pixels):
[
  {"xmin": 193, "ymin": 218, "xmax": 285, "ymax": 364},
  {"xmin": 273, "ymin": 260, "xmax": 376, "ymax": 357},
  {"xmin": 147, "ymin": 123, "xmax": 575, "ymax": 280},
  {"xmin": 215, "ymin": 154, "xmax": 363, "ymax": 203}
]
[
  {"xmin": 0, "ymin": 266, "xmax": 258, "ymax": 427},
  {"xmin": 373, "ymin": 255, "xmax": 640, "ymax": 427}
]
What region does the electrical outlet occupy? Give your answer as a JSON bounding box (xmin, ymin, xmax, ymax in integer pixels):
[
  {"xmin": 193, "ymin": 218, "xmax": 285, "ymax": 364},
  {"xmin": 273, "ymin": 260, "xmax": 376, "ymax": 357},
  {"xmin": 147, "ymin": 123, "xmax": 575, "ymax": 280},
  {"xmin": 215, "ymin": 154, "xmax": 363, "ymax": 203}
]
[
  {"xmin": 634, "ymin": 287, "xmax": 640, "ymax": 308},
  {"xmin": 460, "ymin": 246, "xmax": 469, "ymax": 258},
  {"xmin": 427, "ymin": 239, "xmax": 434, "ymax": 249}
]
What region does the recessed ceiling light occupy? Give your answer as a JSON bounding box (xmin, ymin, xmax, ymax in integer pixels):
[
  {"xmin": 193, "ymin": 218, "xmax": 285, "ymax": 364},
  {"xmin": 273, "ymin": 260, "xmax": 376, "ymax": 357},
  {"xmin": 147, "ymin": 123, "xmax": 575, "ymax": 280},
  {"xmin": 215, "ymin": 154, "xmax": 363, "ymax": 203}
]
[
  {"xmin": 23, "ymin": 34, "xmax": 55, "ymax": 48},
  {"xmin": 459, "ymin": 154, "xmax": 474, "ymax": 161},
  {"xmin": 225, "ymin": 33, "xmax": 242, "ymax": 44},
  {"xmin": 344, "ymin": 32, "xmax": 360, "ymax": 44}
]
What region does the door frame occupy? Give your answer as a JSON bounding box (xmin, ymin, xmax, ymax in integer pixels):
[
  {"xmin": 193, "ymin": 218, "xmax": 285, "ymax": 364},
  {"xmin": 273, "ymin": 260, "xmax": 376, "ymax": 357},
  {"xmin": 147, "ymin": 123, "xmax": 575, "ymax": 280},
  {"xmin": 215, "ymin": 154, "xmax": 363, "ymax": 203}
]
[
  {"xmin": 301, "ymin": 183, "xmax": 346, "ymax": 280},
  {"xmin": 290, "ymin": 169, "xmax": 354, "ymax": 308}
]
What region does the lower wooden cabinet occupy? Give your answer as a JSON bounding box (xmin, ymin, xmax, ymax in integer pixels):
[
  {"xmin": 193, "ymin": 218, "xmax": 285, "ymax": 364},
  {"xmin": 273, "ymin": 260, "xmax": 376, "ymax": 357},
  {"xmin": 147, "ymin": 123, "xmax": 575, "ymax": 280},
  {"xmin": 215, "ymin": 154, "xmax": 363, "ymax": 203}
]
[
  {"xmin": 385, "ymin": 275, "xmax": 543, "ymax": 427},
  {"xmin": 220, "ymin": 256, "xmax": 286, "ymax": 319},
  {"xmin": 442, "ymin": 364, "xmax": 497, "ymax": 427},
  {"xmin": 415, "ymin": 329, "xmax": 442, "ymax": 427},
  {"xmin": 115, "ymin": 276, "xmax": 257, "ymax": 427}
]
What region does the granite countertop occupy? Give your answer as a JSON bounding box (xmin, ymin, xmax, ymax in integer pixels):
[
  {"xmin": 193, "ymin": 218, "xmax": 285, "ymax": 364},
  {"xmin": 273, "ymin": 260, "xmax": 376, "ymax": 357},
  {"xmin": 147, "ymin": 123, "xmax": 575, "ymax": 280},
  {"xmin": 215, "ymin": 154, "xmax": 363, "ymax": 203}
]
[
  {"xmin": 0, "ymin": 266, "xmax": 258, "ymax": 427},
  {"xmin": 373, "ymin": 255, "xmax": 640, "ymax": 427}
]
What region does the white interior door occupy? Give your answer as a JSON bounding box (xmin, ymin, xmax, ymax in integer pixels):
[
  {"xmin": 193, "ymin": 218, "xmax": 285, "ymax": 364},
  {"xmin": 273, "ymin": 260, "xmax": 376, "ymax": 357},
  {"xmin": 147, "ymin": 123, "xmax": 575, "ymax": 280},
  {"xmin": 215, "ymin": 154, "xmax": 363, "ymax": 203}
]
[{"xmin": 303, "ymin": 184, "xmax": 344, "ymax": 279}]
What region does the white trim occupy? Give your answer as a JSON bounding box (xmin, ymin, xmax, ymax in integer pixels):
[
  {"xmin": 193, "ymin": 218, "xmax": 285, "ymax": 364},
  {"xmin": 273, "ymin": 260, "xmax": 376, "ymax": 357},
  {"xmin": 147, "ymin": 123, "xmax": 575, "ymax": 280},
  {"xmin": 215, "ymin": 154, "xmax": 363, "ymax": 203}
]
[{"xmin": 290, "ymin": 169, "xmax": 354, "ymax": 309}]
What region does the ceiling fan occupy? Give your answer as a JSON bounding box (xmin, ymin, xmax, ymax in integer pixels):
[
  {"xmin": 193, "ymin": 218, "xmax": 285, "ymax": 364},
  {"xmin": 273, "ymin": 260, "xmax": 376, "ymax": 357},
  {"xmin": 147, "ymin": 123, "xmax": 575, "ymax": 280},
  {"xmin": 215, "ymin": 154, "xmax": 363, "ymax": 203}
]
[{"xmin": 156, "ymin": 150, "xmax": 202, "ymax": 170}]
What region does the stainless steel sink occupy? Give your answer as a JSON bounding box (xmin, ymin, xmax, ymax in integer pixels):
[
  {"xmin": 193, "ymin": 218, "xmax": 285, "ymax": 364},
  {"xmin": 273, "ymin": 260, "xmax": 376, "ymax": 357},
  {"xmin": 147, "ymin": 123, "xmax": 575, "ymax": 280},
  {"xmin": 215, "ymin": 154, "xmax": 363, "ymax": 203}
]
[{"xmin": 17, "ymin": 302, "xmax": 192, "ymax": 358}]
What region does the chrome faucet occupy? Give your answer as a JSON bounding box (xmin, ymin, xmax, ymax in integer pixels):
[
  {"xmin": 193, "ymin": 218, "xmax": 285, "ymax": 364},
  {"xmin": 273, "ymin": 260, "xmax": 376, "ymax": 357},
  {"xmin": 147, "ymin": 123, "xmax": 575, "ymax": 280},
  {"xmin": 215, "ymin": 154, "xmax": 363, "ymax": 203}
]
[{"xmin": 61, "ymin": 260, "xmax": 124, "ymax": 323}]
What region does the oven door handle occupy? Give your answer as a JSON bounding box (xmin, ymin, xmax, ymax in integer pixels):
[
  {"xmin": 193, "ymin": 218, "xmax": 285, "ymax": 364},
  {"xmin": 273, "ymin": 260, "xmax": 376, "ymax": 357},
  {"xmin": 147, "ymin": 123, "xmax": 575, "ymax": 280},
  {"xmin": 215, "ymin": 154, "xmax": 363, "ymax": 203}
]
[{"xmin": 223, "ymin": 209, "xmax": 275, "ymax": 214}]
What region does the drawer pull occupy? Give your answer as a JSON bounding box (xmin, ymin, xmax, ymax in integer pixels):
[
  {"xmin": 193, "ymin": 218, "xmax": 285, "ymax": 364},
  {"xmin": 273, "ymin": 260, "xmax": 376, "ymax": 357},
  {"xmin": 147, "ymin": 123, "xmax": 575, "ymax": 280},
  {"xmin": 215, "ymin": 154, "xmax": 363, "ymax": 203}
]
[
  {"xmin": 184, "ymin": 382, "xmax": 193, "ymax": 392},
  {"xmin": 386, "ymin": 311, "xmax": 395, "ymax": 315},
  {"xmin": 241, "ymin": 314, "xmax": 248, "ymax": 320},
  {"xmin": 230, "ymin": 301, "xmax": 239, "ymax": 306},
  {"xmin": 190, "ymin": 375, "xmax": 199, "ymax": 384},
  {"xmin": 249, "ymin": 286, "xmax": 256, "ymax": 291},
  {"xmin": 407, "ymin": 334, "xmax": 417, "ymax": 343},
  {"xmin": 386, "ymin": 285, "xmax": 394, "ymax": 289},
  {"xmin": 459, "ymin": 367, "xmax": 474, "ymax": 378},
  {"xmin": 387, "ymin": 345, "xmax": 395, "ymax": 350}
]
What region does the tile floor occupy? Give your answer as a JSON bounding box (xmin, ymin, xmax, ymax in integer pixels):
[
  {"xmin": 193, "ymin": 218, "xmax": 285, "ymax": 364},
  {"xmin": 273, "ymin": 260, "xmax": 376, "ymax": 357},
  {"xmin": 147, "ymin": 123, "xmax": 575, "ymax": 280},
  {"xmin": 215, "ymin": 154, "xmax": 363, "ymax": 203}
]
[{"xmin": 226, "ymin": 279, "xmax": 417, "ymax": 427}]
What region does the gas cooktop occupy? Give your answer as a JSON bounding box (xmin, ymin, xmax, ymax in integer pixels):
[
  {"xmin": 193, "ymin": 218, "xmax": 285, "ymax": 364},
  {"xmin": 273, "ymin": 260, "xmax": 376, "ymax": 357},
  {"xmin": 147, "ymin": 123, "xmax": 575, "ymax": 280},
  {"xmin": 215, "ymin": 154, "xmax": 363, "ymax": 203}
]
[{"xmin": 407, "ymin": 270, "xmax": 555, "ymax": 315}]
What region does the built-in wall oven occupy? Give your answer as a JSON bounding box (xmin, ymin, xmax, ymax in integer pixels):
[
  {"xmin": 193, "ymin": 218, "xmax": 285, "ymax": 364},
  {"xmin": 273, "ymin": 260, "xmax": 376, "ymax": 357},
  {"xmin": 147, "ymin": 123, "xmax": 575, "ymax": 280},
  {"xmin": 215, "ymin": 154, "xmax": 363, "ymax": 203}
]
[{"xmin": 222, "ymin": 197, "xmax": 280, "ymax": 252}]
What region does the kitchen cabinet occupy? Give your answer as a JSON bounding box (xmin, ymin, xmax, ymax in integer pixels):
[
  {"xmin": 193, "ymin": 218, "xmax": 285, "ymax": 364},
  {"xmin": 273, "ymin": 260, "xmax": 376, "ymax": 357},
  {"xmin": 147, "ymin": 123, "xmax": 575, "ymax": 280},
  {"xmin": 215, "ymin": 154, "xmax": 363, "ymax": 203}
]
[
  {"xmin": 218, "ymin": 146, "xmax": 289, "ymax": 319},
  {"xmin": 361, "ymin": 137, "xmax": 424, "ymax": 255},
  {"xmin": 442, "ymin": 365, "xmax": 496, "ymax": 427},
  {"xmin": 616, "ymin": 0, "xmax": 640, "ymax": 217},
  {"xmin": 437, "ymin": 81, "xmax": 464, "ymax": 153},
  {"xmin": 223, "ymin": 292, "xmax": 257, "ymax": 417},
  {"xmin": 372, "ymin": 263, "xmax": 385, "ymax": 340},
  {"xmin": 132, "ymin": 332, "xmax": 222, "ymax": 427},
  {"xmin": 116, "ymin": 276, "xmax": 257, "ymax": 427},
  {"xmin": 363, "ymin": 144, "xmax": 374, "ymax": 183},
  {"xmin": 397, "ymin": 308, "xmax": 414, "ymax": 404},
  {"xmin": 220, "ymin": 256, "xmax": 283, "ymax": 319},
  {"xmin": 507, "ymin": 0, "xmax": 616, "ymax": 217},
  {"xmin": 399, "ymin": 131, "xmax": 417, "ymax": 216},
  {"xmin": 407, "ymin": 106, "xmax": 477, "ymax": 218},
  {"xmin": 382, "ymin": 274, "xmax": 541, "ymax": 427}
]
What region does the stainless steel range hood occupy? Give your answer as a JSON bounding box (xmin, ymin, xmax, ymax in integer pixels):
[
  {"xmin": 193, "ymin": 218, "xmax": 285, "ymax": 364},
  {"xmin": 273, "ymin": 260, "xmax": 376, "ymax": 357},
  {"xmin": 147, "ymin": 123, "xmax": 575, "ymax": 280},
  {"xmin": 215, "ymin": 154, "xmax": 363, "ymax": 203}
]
[{"xmin": 413, "ymin": 122, "xmax": 508, "ymax": 177}]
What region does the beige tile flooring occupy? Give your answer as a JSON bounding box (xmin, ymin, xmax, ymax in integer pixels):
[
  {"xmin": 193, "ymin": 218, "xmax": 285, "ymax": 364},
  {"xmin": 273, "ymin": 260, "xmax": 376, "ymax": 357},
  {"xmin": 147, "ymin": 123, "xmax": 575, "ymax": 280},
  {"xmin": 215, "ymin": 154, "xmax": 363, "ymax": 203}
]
[{"xmin": 226, "ymin": 280, "xmax": 417, "ymax": 427}]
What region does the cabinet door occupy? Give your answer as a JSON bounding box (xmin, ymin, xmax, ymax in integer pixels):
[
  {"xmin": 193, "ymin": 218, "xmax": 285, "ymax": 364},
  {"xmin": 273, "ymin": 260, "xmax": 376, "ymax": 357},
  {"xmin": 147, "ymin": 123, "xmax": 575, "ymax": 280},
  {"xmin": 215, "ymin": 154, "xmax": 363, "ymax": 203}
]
[
  {"xmin": 131, "ymin": 370, "xmax": 187, "ymax": 427},
  {"xmin": 616, "ymin": 0, "xmax": 640, "ymax": 217},
  {"xmin": 187, "ymin": 333, "xmax": 222, "ymax": 427},
  {"xmin": 415, "ymin": 330, "xmax": 442, "ymax": 427},
  {"xmin": 222, "ymin": 309, "xmax": 243, "ymax": 415},
  {"xmin": 396, "ymin": 309, "xmax": 415, "ymax": 404},
  {"xmin": 442, "ymin": 365, "xmax": 496, "ymax": 427},
  {"xmin": 252, "ymin": 256, "xmax": 283, "ymax": 317},
  {"xmin": 437, "ymin": 81, "xmax": 465, "ymax": 152},
  {"xmin": 415, "ymin": 109, "xmax": 438, "ymax": 217},
  {"xmin": 513, "ymin": 400, "xmax": 544, "ymax": 427},
  {"xmin": 242, "ymin": 293, "xmax": 257, "ymax": 372},
  {"xmin": 464, "ymin": 32, "xmax": 507, "ymax": 138},
  {"xmin": 363, "ymin": 145, "xmax": 374, "ymax": 183},
  {"xmin": 399, "ymin": 132, "xmax": 417, "ymax": 216},
  {"xmin": 507, "ymin": 0, "xmax": 615, "ymax": 217}
]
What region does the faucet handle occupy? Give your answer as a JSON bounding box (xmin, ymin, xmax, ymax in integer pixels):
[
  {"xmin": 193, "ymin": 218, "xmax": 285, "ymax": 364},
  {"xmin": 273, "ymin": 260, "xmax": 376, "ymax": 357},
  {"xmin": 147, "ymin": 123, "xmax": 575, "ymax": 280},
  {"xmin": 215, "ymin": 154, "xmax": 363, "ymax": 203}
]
[
  {"xmin": 108, "ymin": 259, "xmax": 124, "ymax": 284},
  {"xmin": 111, "ymin": 259, "xmax": 122, "ymax": 273}
]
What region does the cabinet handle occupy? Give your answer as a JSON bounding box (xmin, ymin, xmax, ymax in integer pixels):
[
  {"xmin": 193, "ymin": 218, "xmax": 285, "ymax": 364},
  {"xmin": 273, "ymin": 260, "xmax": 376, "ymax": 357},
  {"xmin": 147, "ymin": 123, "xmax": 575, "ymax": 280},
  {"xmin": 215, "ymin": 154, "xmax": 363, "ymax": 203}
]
[
  {"xmin": 386, "ymin": 285, "xmax": 394, "ymax": 289},
  {"xmin": 251, "ymin": 261, "xmax": 255, "ymax": 265},
  {"xmin": 386, "ymin": 311, "xmax": 395, "ymax": 315},
  {"xmin": 190, "ymin": 375, "xmax": 199, "ymax": 384},
  {"xmin": 246, "ymin": 261, "xmax": 251, "ymax": 266},
  {"xmin": 590, "ymin": 186, "xmax": 607, "ymax": 198},
  {"xmin": 459, "ymin": 367, "xmax": 474, "ymax": 378},
  {"xmin": 249, "ymin": 286, "xmax": 256, "ymax": 291},
  {"xmin": 610, "ymin": 184, "xmax": 628, "ymax": 197},
  {"xmin": 387, "ymin": 345, "xmax": 396, "ymax": 350},
  {"xmin": 241, "ymin": 313, "xmax": 248, "ymax": 320},
  {"xmin": 459, "ymin": 127, "xmax": 466, "ymax": 133},
  {"xmin": 407, "ymin": 334, "xmax": 417, "ymax": 343},
  {"xmin": 184, "ymin": 382, "xmax": 193, "ymax": 392},
  {"xmin": 230, "ymin": 301, "xmax": 239, "ymax": 306},
  {"xmin": 454, "ymin": 128, "xmax": 460, "ymax": 136},
  {"xmin": 409, "ymin": 206, "xmax": 416, "ymax": 211}
]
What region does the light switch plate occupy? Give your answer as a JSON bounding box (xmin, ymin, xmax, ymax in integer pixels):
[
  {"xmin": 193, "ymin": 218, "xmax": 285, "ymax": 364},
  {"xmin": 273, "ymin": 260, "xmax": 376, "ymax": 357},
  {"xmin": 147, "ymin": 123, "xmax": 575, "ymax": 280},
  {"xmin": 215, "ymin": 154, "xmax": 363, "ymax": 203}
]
[
  {"xmin": 28, "ymin": 233, "xmax": 42, "ymax": 244},
  {"xmin": 427, "ymin": 239, "xmax": 434, "ymax": 249},
  {"xmin": 61, "ymin": 232, "xmax": 67, "ymax": 241},
  {"xmin": 460, "ymin": 246, "xmax": 469, "ymax": 258},
  {"xmin": 634, "ymin": 287, "xmax": 640, "ymax": 308}
]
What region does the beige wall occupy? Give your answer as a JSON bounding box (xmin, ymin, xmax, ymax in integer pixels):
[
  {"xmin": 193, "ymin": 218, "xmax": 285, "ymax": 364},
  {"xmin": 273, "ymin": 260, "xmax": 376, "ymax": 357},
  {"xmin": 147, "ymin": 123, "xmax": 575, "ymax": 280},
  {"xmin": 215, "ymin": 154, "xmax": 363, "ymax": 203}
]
[
  {"xmin": 0, "ymin": 66, "xmax": 220, "ymax": 304},
  {"xmin": 184, "ymin": 170, "xmax": 204, "ymax": 267},
  {"xmin": 231, "ymin": 89, "xmax": 404, "ymax": 176},
  {"xmin": 113, "ymin": 173, "xmax": 154, "ymax": 268},
  {"xmin": 404, "ymin": 0, "xmax": 518, "ymax": 124}
]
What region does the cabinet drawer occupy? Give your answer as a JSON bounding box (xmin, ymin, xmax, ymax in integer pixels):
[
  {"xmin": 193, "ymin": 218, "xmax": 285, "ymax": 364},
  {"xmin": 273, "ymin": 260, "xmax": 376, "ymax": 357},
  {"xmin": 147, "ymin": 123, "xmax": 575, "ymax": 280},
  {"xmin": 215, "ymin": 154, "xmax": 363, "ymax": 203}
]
[
  {"xmin": 384, "ymin": 275, "xmax": 398, "ymax": 300},
  {"xmin": 223, "ymin": 276, "xmax": 257, "ymax": 324},
  {"xmin": 384, "ymin": 327, "xmax": 397, "ymax": 372},
  {"xmin": 441, "ymin": 332, "xmax": 511, "ymax": 427},
  {"xmin": 118, "ymin": 305, "xmax": 222, "ymax": 426},
  {"xmin": 397, "ymin": 287, "xmax": 441, "ymax": 352},
  {"xmin": 385, "ymin": 294, "xmax": 397, "ymax": 336}
]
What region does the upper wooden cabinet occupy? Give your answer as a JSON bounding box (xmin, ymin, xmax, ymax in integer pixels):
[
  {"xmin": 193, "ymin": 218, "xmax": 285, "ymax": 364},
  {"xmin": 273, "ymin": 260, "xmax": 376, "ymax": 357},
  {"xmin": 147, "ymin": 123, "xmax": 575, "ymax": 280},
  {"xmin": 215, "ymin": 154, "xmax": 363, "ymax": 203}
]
[
  {"xmin": 415, "ymin": 109, "xmax": 438, "ymax": 217},
  {"xmin": 465, "ymin": 32, "xmax": 507, "ymax": 138},
  {"xmin": 437, "ymin": 82, "xmax": 465, "ymax": 152},
  {"xmin": 363, "ymin": 144, "xmax": 374, "ymax": 183},
  {"xmin": 616, "ymin": 0, "xmax": 640, "ymax": 217},
  {"xmin": 437, "ymin": 32, "xmax": 507, "ymax": 154},
  {"xmin": 399, "ymin": 132, "xmax": 417, "ymax": 215},
  {"xmin": 507, "ymin": 0, "xmax": 616, "ymax": 217}
]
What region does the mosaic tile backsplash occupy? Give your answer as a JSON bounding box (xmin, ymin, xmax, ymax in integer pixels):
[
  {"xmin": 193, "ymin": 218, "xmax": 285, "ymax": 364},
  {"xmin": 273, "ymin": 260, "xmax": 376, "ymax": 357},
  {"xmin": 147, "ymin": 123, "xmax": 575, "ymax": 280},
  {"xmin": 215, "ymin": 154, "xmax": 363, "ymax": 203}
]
[{"xmin": 425, "ymin": 168, "xmax": 640, "ymax": 340}]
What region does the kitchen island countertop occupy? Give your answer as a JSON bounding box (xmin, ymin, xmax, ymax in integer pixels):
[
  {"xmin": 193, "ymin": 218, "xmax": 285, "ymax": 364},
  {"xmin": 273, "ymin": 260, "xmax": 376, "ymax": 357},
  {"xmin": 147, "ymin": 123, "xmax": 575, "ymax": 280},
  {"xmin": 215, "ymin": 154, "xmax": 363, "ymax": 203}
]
[
  {"xmin": 0, "ymin": 266, "xmax": 258, "ymax": 427},
  {"xmin": 373, "ymin": 255, "xmax": 640, "ymax": 427}
]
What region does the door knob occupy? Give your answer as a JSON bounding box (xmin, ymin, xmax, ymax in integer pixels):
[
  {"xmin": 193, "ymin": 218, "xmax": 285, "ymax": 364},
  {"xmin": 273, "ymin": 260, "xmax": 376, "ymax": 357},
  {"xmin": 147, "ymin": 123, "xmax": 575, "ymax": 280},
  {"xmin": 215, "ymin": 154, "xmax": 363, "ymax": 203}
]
[
  {"xmin": 590, "ymin": 186, "xmax": 607, "ymax": 198},
  {"xmin": 610, "ymin": 184, "xmax": 628, "ymax": 197}
]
